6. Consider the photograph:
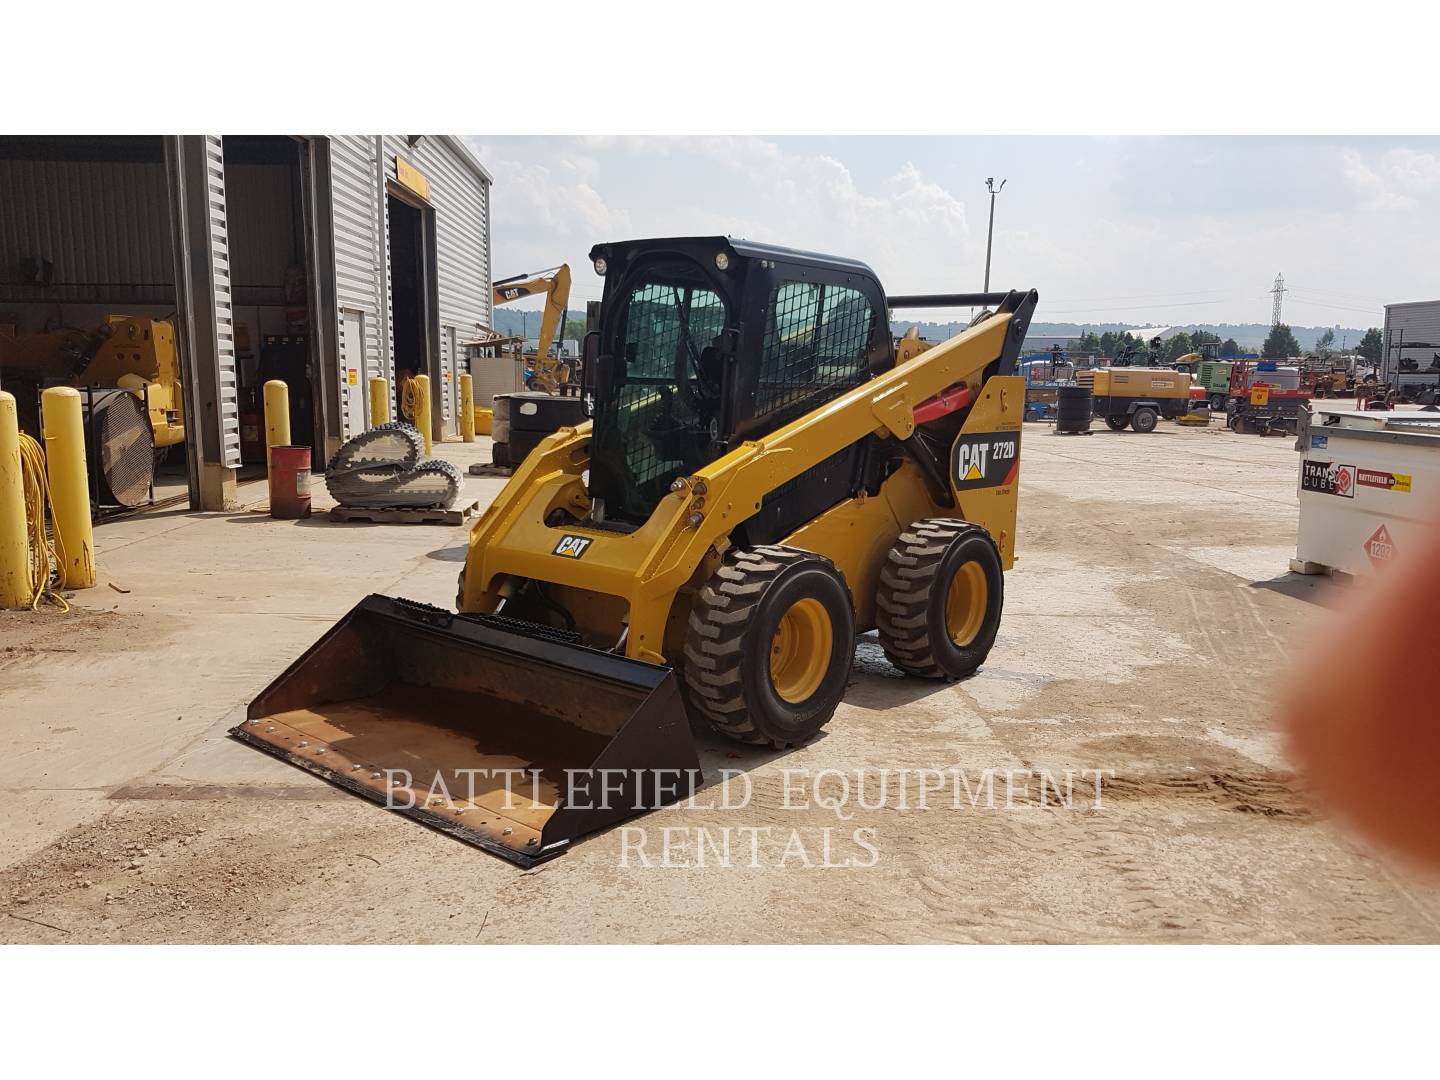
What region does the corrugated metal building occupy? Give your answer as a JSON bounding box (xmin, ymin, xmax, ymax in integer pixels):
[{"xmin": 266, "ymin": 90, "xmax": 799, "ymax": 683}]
[
  {"xmin": 1383, "ymin": 299, "xmax": 1440, "ymax": 393},
  {"xmin": 0, "ymin": 135, "xmax": 494, "ymax": 511}
]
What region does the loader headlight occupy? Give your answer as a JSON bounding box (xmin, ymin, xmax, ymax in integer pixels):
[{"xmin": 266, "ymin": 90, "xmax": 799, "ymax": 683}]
[
  {"xmin": 593, "ymin": 258, "xmax": 608, "ymax": 276},
  {"xmin": 714, "ymin": 252, "xmax": 730, "ymax": 271}
]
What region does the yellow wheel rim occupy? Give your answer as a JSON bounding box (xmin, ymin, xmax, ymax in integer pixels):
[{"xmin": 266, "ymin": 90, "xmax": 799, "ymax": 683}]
[
  {"xmin": 945, "ymin": 561, "xmax": 988, "ymax": 647},
  {"xmin": 769, "ymin": 597, "xmax": 832, "ymax": 704}
]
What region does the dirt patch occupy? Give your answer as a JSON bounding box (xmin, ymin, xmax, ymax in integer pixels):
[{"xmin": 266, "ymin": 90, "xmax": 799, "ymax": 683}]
[
  {"xmin": 1085, "ymin": 767, "xmax": 1311, "ymax": 818},
  {"xmin": 0, "ymin": 801, "xmax": 396, "ymax": 943},
  {"xmin": 0, "ymin": 605, "xmax": 147, "ymax": 662}
]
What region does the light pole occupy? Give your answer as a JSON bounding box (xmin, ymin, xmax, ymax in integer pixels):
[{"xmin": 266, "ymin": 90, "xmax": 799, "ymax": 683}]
[{"xmin": 983, "ymin": 177, "xmax": 1007, "ymax": 292}]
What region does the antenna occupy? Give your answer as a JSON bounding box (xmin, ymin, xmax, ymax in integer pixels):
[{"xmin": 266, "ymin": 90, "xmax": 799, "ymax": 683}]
[{"xmin": 1270, "ymin": 273, "xmax": 1286, "ymax": 326}]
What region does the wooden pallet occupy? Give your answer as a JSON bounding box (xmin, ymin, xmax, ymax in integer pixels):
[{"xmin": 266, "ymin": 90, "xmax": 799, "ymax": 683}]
[
  {"xmin": 467, "ymin": 462, "xmax": 512, "ymax": 477},
  {"xmin": 328, "ymin": 500, "xmax": 479, "ymax": 526}
]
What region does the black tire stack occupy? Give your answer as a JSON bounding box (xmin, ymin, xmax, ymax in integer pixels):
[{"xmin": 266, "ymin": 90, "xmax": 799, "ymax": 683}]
[
  {"xmin": 491, "ymin": 391, "xmax": 587, "ymax": 469},
  {"xmin": 1056, "ymin": 386, "xmax": 1093, "ymax": 434}
]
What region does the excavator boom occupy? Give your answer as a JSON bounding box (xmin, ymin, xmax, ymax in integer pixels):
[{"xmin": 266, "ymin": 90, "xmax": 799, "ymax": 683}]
[{"xmin": 492, "ymin": 264, "xmax": 572, "ymax": 393}]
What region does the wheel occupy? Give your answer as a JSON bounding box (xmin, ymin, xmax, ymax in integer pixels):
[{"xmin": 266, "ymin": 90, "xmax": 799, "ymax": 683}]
[
  {"xmin": 1130, "ymin": 407, "xmax": 1158, "ymax": 433},
  {"xmin": 683, "ymin": 546, "xmax": 855, "ymax": 747},
  {"xmin": 1209, "ymin": 394, "xmax": 1225, "ymax": 411},
  {"xmin": 876, "ymin": 519, "xmax": 1004, "ymax": 681},
  {"xmin": 1104, "ymin": 415, "xmax": 1129, "ymax": 431}
]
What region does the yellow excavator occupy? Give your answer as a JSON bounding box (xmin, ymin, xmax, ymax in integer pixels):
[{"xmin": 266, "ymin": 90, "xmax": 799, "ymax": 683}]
[
  {"xmin": 237, "ymin": 237, "xmax": 1037, "ymax": 865},
  {"xmin": 491, "ymin": 263, "xmax": 572, "ymax": 394}
]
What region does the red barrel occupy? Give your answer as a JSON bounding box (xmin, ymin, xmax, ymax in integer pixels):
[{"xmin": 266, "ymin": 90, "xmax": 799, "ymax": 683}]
[{"xmin": 269, "ymin": 445, "xmax": 312, "ymax": 519}]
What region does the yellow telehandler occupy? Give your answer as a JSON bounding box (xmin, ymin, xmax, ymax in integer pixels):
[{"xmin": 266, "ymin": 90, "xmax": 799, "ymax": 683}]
[{"xmin": 237, "ymin": 237, "xmax": 1037, "ymax": 865}]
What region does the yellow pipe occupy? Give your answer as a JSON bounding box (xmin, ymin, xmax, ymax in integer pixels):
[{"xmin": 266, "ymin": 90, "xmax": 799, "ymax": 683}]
[
  {"xmin": 369, "ymin": 377, "xmax": 390, "ymax": 426},
  {"xmin": 459, "ymin": 373, "xmax": 475, "ymax": 443},
  {"xmin": 412, "ymin": 374, "xmax": 432, "ymax": 454},
  {"xmin": 41, "ymin": 387, "xmax": 95, "ymax": 590},
  {"xmin": 0, "ymin": 392, "xmax": 30, "ymax": 609},
  {"xmin": 263, "ymin": 379, "xmax": 290, "ymax": 480}
]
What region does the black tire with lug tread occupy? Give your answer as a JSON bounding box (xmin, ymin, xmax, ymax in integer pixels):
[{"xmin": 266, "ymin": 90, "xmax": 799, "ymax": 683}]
[
  {"xmin": 1104, "ymin": 415, "xmax": 1129, "ymax": 431},
  {"xmin": 876, "ymin": 519, "xmax": 1004, "ymax": 681},
  {"xmin": 683, "ymin": 546, "xmax": 854, "ymax": 748},
  {"xmin": 1209, "ymin": 393, "xmax": 1226, "ymax": 411},
  {"xmin": 1131, "ymin": 407, "xmax": 1158, "ymax": 433}
]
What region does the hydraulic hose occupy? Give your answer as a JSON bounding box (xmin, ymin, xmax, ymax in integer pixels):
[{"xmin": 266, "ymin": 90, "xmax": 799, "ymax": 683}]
[{"xmin": 17, "ymin": 432, "xmax": 69, "ymax": 611}]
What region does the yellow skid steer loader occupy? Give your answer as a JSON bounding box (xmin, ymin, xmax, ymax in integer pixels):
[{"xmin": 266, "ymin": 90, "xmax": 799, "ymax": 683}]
[{"xmin": 236, "ymin": 237, "xmax": 1037, "ymax": 866}]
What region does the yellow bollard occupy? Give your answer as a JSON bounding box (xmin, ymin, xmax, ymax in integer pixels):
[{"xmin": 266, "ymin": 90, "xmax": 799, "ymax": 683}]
[
  {"xmin": 459, "ymin": 373, "xmax": 475, "ymax": 443},
  {"xmin": 369, "ymin": 377, "xmax": 390, "ymax": 427},
  {"xmin": 0, "ymin": 392, "xmax": 31, "ymax": 609},
  {"xmin": 263, "ymin": 380, "xmax": 290, "ymax": 480},
  {"xmin": 412, "ymin": 373, "xmax": 432, "ymax": 454},
  {"xmin": 41, "ymin": 387, "xmax": 95, "ymax": 590}
]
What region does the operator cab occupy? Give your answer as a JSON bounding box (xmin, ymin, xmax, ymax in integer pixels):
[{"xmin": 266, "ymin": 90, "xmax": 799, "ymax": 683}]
[{"xmin": 584, "ymin": 237, "xmax": 893, "ymax": 529}]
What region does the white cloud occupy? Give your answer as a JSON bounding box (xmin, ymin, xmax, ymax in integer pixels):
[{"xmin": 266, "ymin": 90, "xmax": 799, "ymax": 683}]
[
  {"xmin": 1380, "ymin": 148, "xmax": 1440, "ymax": 192},
  {"xmin": 474, "ymin": 135, "xmax": 982, "ymax": 305},
  {"xmin": 470, "ymin": 135, "xmax": 1440, "ymax": 326},
  {"xmin": 1341, "ymin": 148, "xmax": 1417, "ymax": 211}
]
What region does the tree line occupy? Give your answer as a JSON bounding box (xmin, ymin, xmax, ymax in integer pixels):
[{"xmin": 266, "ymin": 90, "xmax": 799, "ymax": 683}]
[
  {"xmin": 1068, "ymin": 325, "xmax": 1386, "ymax": 365},
  {"xmin": 1261, "ymin": 324, "xmax": 1385, "ymax": 363},
  {"xmin": 558, "ymin": 313, "xmax": 1388, "ymax": 368},
  {"xmin": 1071, "ymin": 329, "xmax": 1241, "ymax": 362}
]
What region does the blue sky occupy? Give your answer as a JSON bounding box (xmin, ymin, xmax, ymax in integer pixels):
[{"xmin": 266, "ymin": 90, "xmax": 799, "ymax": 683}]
[{"xmin": 468, "ymin": 135, "xmax": 1440, "ymax": 329}]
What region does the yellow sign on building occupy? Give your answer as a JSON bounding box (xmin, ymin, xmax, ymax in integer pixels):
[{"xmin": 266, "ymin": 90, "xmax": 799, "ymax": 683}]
[{"xmin": 395, "ymin": 156, "xmax": 430, "ymax": 200}]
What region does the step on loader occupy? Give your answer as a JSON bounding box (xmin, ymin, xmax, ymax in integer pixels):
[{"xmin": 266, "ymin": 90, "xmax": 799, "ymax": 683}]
[{"xmin": 235, "ymin": 237, "xmax": 1037, "ymax": 866}]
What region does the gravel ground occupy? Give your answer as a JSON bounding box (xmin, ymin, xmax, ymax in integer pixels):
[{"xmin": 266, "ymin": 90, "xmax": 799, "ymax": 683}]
[{"xmin": 3, "ymin": 424, "xmax": 1438, "ymax": 943}]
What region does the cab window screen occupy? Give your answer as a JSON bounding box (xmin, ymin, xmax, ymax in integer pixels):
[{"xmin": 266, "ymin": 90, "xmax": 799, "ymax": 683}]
[
  {"xmin": 589, "ymin": 269, "xmax": 728, "ymax": 522},
  {"xmin": 757, "ymin": 282, "xmax": 874, "ymax": 417}
]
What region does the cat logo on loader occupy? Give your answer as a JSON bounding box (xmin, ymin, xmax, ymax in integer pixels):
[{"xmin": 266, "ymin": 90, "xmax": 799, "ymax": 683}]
[
  {"xmin": 957, "ymin": 442, "xmax": 988, "ymax": 482},
  {"xmin": 552, "ymin": 535, "xmax": 592, "ymax": 559}
]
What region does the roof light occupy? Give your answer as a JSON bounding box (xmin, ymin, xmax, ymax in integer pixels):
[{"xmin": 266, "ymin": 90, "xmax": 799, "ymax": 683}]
[
  {"xmin": 715, "ymin": 252, "xmax": 730, "ymax": 271},
  {"xmin": 593, "ymin": 258, "xmax": 607, "ymax": 276}
]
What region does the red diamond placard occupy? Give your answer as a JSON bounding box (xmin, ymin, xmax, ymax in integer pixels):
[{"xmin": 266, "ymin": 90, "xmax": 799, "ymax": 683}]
[{"xmin": 1364, "ymin": 524, "xmax": 1396, "ymax": 566}]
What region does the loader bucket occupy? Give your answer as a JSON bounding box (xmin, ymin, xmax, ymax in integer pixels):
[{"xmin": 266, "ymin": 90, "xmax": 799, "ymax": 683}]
[{"xmin": 232, "ymin": 595, "xmax": 701, "ymax": 867}]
